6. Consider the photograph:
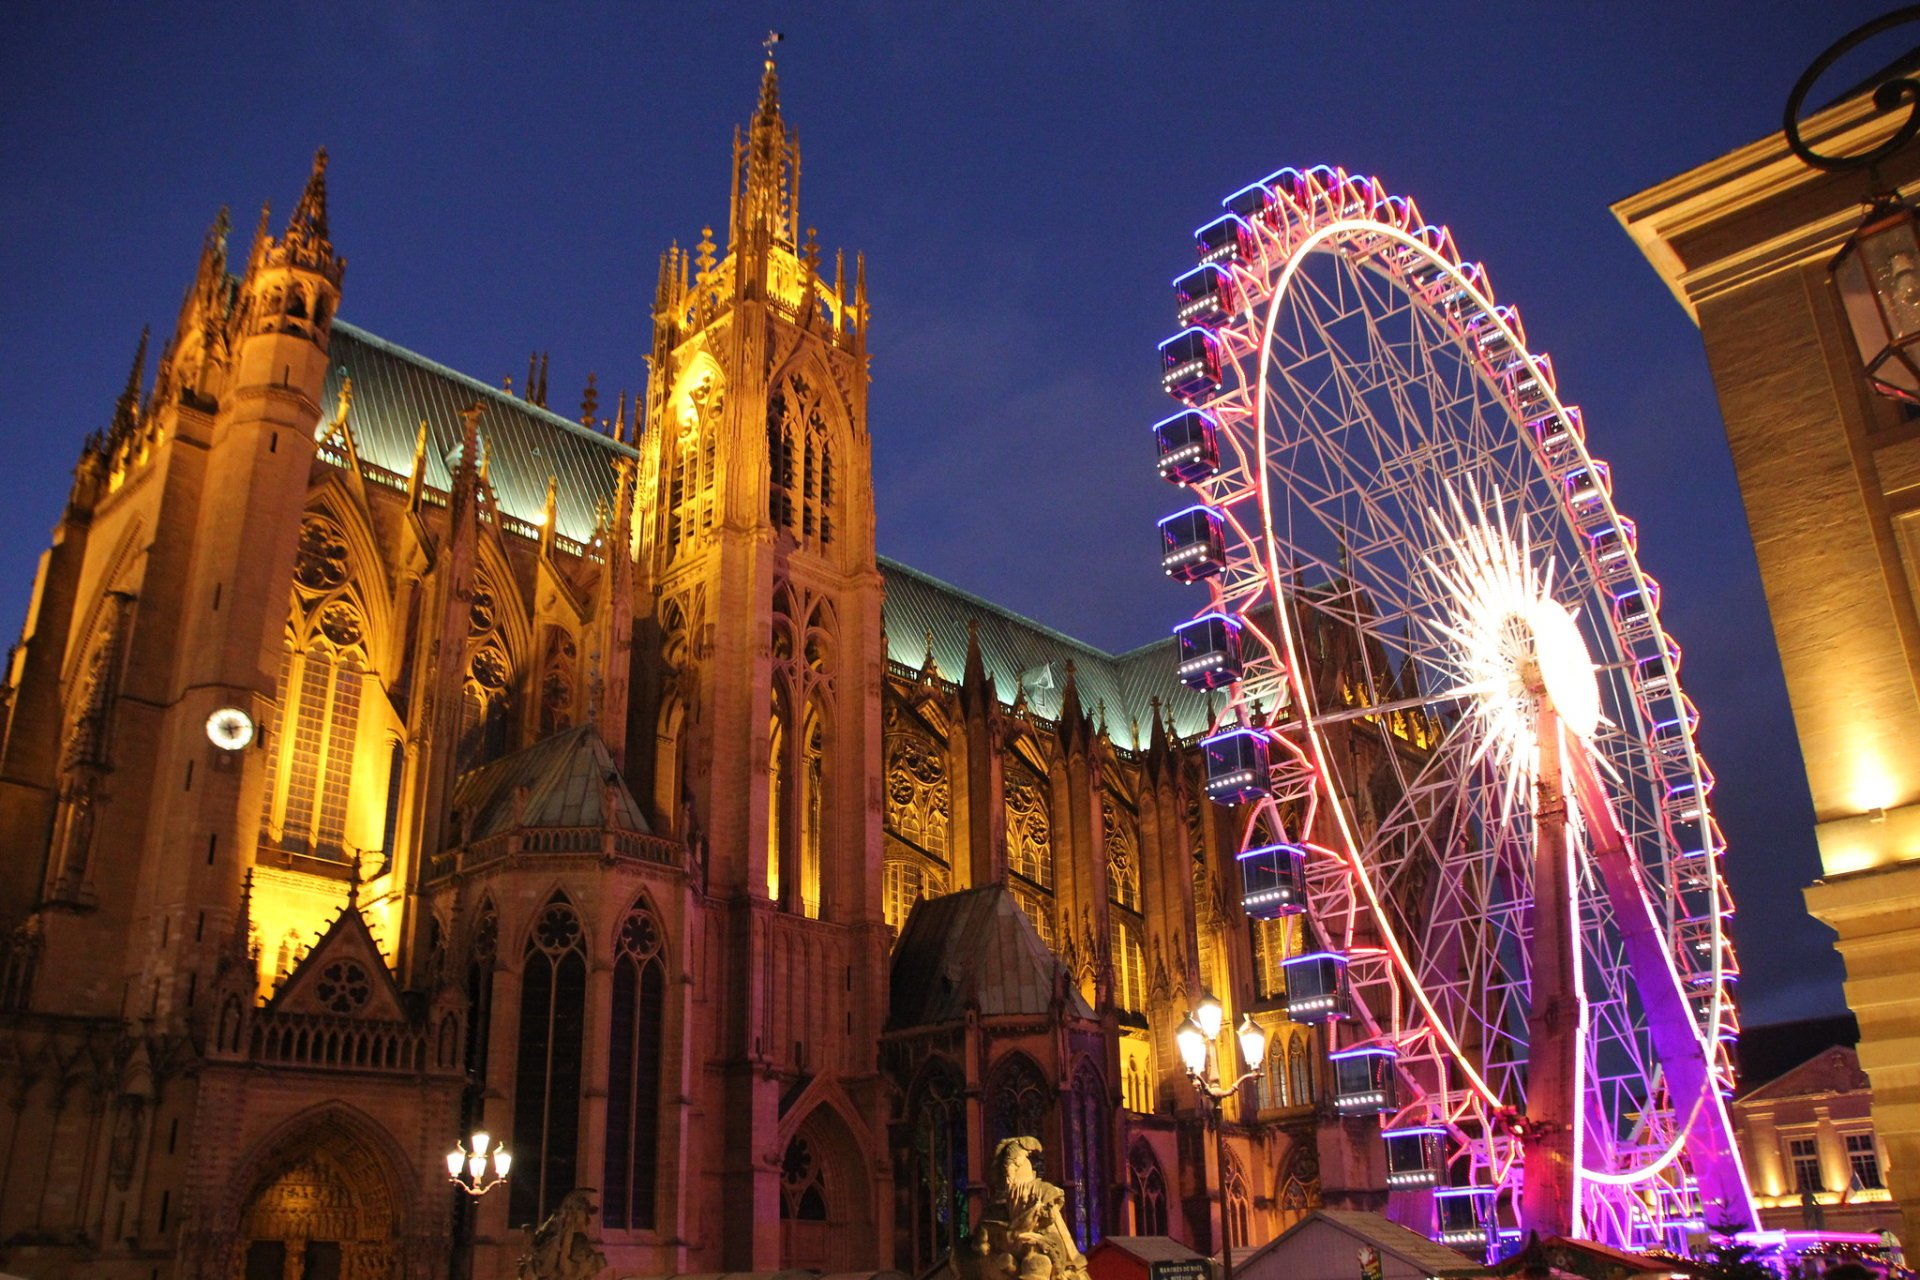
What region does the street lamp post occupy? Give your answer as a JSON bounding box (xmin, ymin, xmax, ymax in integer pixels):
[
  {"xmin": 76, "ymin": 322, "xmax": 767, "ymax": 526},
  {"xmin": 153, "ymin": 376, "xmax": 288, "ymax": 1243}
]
[
  {"xmin": 446, "ymin": 1130, "xmax": 512, "ymax": 1197},
  {"xmin": 1176, "ymin": 993, "xmax": 1268, "ymax": 1280},
  {"xmin": 1783, "ymin": 7, "xmax": 1920, "ymax": 403}
]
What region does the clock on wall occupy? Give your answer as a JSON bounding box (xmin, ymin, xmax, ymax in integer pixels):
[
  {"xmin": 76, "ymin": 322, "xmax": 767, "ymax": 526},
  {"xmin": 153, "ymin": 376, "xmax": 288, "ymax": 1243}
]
[{"xmin": 205, "ymin": 707, "xmax": 256, "ymax": 751}]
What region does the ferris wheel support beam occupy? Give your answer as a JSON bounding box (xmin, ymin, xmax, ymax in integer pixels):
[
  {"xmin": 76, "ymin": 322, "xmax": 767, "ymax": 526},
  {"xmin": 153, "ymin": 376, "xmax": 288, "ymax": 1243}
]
[
  {"xmin": 1521, "ymin": 712, "xmax": 1585, "ymax": 1241},
  {"xmin": 1564, "ymin": 741, "xmax": 1757, "ymax": 1231}
]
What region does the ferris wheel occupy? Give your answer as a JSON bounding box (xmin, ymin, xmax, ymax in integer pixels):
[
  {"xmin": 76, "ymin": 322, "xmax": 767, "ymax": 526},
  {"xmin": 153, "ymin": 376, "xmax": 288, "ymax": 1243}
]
[{"xmin": 1150, "ymin": 166, "xmax": 1757, "ymax": 1254}]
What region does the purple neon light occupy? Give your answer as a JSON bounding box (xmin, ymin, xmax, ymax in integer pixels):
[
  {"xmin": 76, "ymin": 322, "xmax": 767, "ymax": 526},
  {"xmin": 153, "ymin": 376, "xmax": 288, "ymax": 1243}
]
[
  {"xmin": 1157, "ymin": 504, "xmax": 1221, "ymax": 530},
  {"xmin": 1153, "ymin": 408, "xmax": 1220, "ymax": 435}
]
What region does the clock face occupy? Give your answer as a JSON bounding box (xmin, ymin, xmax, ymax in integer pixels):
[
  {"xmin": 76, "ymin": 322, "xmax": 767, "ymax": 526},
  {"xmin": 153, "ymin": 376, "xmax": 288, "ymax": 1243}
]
[{"xmin": 206, "ymin": 707, "xmax": 255, "ymax": 751}]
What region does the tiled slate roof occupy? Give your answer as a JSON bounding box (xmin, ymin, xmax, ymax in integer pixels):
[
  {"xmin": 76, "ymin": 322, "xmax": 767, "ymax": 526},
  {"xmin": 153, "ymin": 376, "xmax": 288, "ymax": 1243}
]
[
  {"xmin": 451, "ymin": 724, "xmax": 652, "ymax": 838},
  {"xmin": 321, "ymin": 321, "xmax": 636, "ymax": 544},
  {"xmin": 879, "ymin": 557, "xmax": 1219, "ymax": 749},
  {"xmin": 887, "ymin": 884, "xmax": 1092, "ymax": 1029}
]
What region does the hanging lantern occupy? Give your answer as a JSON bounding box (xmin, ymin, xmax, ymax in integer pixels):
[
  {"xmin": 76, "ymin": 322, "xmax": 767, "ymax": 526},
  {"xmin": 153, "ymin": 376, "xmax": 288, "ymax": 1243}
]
[
  {"xmin": 1832, "ymin": 198, "xmax": 1920, "ymax": 403},
  {"xmin": 1782, "ymin": 11, "xmax": 1920, "ymax": 404}
]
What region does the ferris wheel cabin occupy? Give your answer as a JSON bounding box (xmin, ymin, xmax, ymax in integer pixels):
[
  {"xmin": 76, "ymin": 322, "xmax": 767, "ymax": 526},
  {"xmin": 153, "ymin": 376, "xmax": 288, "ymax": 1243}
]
[
  {"xmin": 1154, "ymin": 409, "xmax": 1222, "ymax": 485},
  {"xmin": 1433, "ymin": 1187, "xmax": 1497, "ymax": 1252},
  {"xmin": 1237, "ymin": 841, "xmax": 1307, "ymax": 919},
  {"xmin": 1329, "ymin": 1044, "xmax": 1399, "ymax": 1115},
  {"xmin": 1160, "ymin": 328, "xmax": 1223, "ymax": 401},
  {"xmin": 1223, "ymin": 178, "xmax": 1278, "ymax": 228},
  {"xmin": 1173, "ymin": 264, "xmax": 1241, "ymax": 329},
  {"xmin": 1382, "ymin": 1126, "xmax": 1446, "ymax": 1189},
  {"xmin": 1200, "ymin": 726, "xmax": 1272, "ymax": 803},
  {"xmin": 1281, "ymin": 951, "xmax": 1349, "ymax": 1023},
  {"xmin": 1159, "ymin": 506, "xmax": 1228, "ymax": 582},
  {"xmin": 1174, "ymin": 612, "xmax": 1244, "ymax": 689},
  {"xmin": 1195, "ymin": 215, "xmax": 1253, "ymax": 267}
]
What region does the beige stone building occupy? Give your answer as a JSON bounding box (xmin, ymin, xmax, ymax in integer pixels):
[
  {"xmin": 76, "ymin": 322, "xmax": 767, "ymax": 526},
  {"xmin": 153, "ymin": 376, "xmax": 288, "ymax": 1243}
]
[
  {"xmin": 0, "ymin": 58, "xmax": 1421, "ymax": 1279},
  {"xmin": 1615, "ymin": 81, "xmax": 1920, "ymax": 1245},
  {"xmin": 1731, "ymin": 1038, "xmax": 1901, "ymax": 1234}
]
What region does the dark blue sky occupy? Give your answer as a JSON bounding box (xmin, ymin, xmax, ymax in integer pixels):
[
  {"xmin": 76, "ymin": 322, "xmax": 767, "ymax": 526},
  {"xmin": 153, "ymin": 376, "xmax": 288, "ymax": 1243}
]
[{"xmin": 0, "ymin": 2, "xmax": 1892, "ymax": 1024}]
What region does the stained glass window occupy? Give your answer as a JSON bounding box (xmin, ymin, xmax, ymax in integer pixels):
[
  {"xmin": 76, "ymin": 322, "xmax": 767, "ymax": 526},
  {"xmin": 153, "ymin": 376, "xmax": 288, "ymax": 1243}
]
[{"xmin": 511, "ymin": 896, "xmax": 587, "ymax": 1227}]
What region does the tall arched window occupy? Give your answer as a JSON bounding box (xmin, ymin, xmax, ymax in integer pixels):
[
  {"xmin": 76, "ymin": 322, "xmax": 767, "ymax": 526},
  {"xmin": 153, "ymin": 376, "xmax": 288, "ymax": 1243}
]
[
  {"xmin": 767, "ymin": 376, "xmax": 835, "ymax": 549},
  {"xmin": 1110, "ymin": 918, "xmax": 1146, "ymax": 1014},
  {"xmin": 510, "ymin": 895, "xmax": 587, "ymax": 1227},
  {"xmin": 1224, "ymin": 1151, "xmax": 1251, "ymax": 1247},
  {"xmin": 1005, "ymin": 756, "xmax": 1053, "ymax": 889},
  {"xmin": 260, "ymin": 630, "xmax": 365, "ymax": 861},
  {"xmin": 1065, "ymin": 1059, "xmax": 1107, "ymax": 1249},
  {"xmin": 798, "ymin": 699, "xmax": 824, "ymax": 918},
  {"xmin": 767, "ymin": 703, "xmax": 788, "ymax": 902},
  {"xmin": 986, "ymin": 1055, "xmax": 1051, "ymax": 1157},
  {"xmin": 1288, "ymin": 1034, "xmax": 1313, "ymax": 1106},
  {"xmin": 1128, "ymin": 1140, "xmax": 1169, "ymax": 1236},
  {"xmin": 1259, "ymin": 1035, "xmax": 1289, "ymax": 1109},
  {"xmin": 1105, "ymin": 802, "xmax": 1141, "ymax": 913},
  {"xmin": 908, "ymin": 1060, "xmax": 968, "ymax": 1271},
  {"xmin": 605, "ymin": 901, "xmax": 666, "ymax": 1230}
]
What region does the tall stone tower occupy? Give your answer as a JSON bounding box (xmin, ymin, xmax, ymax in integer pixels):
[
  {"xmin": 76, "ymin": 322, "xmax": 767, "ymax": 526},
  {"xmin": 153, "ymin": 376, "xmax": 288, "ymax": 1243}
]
[{"xmin": 627, "ymin": 47, "xmax": 894, "ymax": 1267}]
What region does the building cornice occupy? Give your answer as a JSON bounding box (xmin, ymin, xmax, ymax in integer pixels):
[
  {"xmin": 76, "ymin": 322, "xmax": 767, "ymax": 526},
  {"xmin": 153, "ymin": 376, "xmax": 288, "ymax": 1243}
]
[{"xmin": 1614, "ymin": 90, "xmax": 1920, "ymax": 321}]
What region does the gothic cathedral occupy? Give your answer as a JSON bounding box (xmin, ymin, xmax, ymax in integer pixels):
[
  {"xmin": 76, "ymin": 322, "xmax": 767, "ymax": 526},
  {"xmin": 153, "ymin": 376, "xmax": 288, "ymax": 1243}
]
[{"xmin": 0, "ymin": 54, "xmax": 1414, "ymax": 1280}]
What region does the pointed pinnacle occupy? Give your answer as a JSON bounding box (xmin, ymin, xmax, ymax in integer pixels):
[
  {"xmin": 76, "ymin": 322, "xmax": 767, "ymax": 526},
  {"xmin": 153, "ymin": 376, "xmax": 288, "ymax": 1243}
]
[
  {"xmin": 112, "ymin": 326, "xmax": 149, "ymax": 435},
  {"xmin": 288, "ymin": 146, "xmax": 330, "ymax": 241}
]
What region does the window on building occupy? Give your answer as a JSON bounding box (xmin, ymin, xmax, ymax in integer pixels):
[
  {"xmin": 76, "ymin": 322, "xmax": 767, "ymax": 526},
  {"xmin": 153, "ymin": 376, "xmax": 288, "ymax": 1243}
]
[
  {"xmin": 1065, "ymin": 1060, "xmax": 1107, "ymax": 1250},
  {"xmin": 781, "ymin": 1134, "xmax": 830, "ymax": 1220},
  {"xmin": 1789, "ymin": 1136, "xmax": 1823, "ymax": 1195},
  {"xmin": 986, "ymin": 1055, "xmax": 1051, "ymax": 1157},
  {"xmin": 1006, "ymin": 757, "xmax": 1054, "ymax": 890},
  {"xmin": 1128, "ymin": 1141, "xmax": 1169, "ymax": 1237},
  {"xmin": 1110, "ymin": 917, "xmax": 1146, "ymax": 1014},
  {"xmin": 1846, "ymin": 1132, "xmax": 1883, "ymax": 1191},
  {"xmin": 908, "ymin": 1061, "xmax": 968, "ymax": 1272},
  {"xmin": 605, "ymin": 902, "xmax": 666, "ymax": 1230},
  {"xmin": 511, "ymin": 896, "xmax": 587, "ymax": 1227},
  {"xmin": 1106, "ymin": 802, "xmax": 1141, "ymax": 913},
  {"xmin": 260, "ymin": 640, "xmax": 364, "ymax": 862},
  {"xmin": 1250, "ymin": 917, "xmax": 1291, "ymax": 1001},
  {"xmin": 1224, "ymin": 1151, "xmax": 1251, "ymax": 1247},
  {"xmin": 884, "ymin": 859, "xmax": 946, "ymax": 934},
  {"xmin": 1259, "ymin": 1036, "xmax": 1289, "ymax": 1109},
  {"xmin": 1120, "ymin": 1037, "xmax": 1155, "ymax": 1114},
  {"xmin": 1288, "ymin": 1034, "xmax": 1313, "ymax": 1106},
  {"xmin": 768, "ymin": 378, "xmax": 835, "ymax": 548}
]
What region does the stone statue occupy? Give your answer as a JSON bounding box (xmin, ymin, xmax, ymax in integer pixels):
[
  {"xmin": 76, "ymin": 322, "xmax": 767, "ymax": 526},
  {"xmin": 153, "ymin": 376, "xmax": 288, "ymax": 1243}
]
[
  {"xmin": 516, "ymin": 1188, "xmax": 607, "ymax": 1280},
  {"xmin": 965, "ymin": 1137, "xmax": 1089, "ymax": 1280}
]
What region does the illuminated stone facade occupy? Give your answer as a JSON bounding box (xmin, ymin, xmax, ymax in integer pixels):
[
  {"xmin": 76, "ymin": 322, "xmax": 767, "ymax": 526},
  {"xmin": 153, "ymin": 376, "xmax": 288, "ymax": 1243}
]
[
  {"xmin": 1732, "ymin": 1042, "xmax": 1901, "ymax": 1234},
  {"xmin": 1616, "ymin": 85, "xmax": 1920, "ymax": 1244},
  {"xmin": 0, "ymin": 59, "xmax": 1416, "ymax": 1280}
]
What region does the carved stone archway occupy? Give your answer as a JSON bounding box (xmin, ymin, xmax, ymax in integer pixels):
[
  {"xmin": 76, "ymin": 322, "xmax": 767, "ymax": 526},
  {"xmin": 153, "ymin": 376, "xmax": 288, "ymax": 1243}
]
[{"xmin": 227, "ymin": 1108, "xmax": 412, "ymax": 1280}]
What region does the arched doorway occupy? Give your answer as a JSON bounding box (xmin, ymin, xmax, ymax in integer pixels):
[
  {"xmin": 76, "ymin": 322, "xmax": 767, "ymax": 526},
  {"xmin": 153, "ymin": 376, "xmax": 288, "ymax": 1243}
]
[
  {"xmin": 779, "ymin": 1101, "xmax": 876, "ymax": 1273},
  {"xmin": 233, "ymin": 1111, "xmax": 406, "ymax": 1280}
]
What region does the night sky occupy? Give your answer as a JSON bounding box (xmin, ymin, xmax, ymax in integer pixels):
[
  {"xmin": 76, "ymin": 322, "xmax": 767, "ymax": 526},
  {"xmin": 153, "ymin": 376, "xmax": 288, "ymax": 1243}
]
[{"xmin": 1, "ymin": 2, "xmax": 1897, "ymax": 1026}]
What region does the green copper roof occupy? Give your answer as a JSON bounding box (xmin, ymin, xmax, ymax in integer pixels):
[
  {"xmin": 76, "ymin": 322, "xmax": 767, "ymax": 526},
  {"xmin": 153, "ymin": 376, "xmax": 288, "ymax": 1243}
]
[
  {"xmin": 878, "ymin": 557, "xmax": 1219, "ymax": 748},
  {"xmin": 321, "ymin": 320, "xmax": 635, "ymax": 545}
]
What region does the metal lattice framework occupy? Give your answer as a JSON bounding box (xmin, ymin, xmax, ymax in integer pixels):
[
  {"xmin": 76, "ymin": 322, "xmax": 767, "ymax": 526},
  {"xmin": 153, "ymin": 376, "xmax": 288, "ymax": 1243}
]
[{"xmin": 1155, "ymin": 166, "xmax": 1756, "ymax": 1251}]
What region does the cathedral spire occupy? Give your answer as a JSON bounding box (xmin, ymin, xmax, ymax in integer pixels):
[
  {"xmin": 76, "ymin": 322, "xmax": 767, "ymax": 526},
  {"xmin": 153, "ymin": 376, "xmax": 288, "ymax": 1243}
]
[
  {"xmin": 735, "ymin": 32, "xmax": 797, "ymax": 247},
  {"xmin": 756, "ymin": 31, "xmax": 783, "ymax": 125}
]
